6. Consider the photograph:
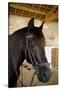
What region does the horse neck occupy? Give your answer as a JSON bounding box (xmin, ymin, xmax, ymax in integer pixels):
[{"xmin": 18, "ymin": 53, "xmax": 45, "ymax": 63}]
[{"xmin": 18, "ymin": 34, "xmax": 26, "ymax": 68}]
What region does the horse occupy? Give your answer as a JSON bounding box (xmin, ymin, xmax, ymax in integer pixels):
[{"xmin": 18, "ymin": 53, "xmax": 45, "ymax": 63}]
[{"xmin": 8, "ymin": 18, "xmax": 51, "ymax": 87}]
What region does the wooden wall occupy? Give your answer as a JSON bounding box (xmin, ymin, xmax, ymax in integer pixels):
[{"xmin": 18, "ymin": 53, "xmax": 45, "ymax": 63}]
[{"xmin": 52, "ymin": 48, "xmax": 58, "ymax": 69}]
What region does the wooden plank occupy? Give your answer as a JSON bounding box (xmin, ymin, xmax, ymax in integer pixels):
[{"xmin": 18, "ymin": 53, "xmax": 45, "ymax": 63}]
[
  {"xmin": 9, "ymin": 3, "xmax": 47, "ymax": 15},
  {"xmin": 52, "ymin": 48, "xmax": 58, "ymax": 69},
  {"xmin": 44, "ymin": 6, "xmax": 57, "ymax": 22}
]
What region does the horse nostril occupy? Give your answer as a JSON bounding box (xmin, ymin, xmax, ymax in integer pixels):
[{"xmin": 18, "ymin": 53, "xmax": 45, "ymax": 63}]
[
  {"xmin": 43, "ymin": 72, "xmax": 47, "ymax": 80},
  {"xmin": 43, "ymin": 73, "xmax": 46, "ymax": 77}
]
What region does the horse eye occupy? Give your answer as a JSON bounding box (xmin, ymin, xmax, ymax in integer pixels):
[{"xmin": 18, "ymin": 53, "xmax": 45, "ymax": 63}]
[
  {"xmin": 31, "ymin": 44, "xmax": 34, "ymax": 48},
  {"xmin": 30, "ymin": 39, "xmax": 35, "ymax": 48},
  {"xmin": 30, "ymin": 42, "xmax": 36, "ymax": 48}
]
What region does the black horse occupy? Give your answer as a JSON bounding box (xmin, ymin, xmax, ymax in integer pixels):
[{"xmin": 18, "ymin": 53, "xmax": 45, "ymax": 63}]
[{"xmin": 8, "ymin": 18, "xmax": 51, "ymax": 87}]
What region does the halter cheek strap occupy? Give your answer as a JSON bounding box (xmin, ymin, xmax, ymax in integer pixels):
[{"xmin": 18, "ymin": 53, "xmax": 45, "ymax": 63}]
[{"xmin": 25, "ymin": 34, "xmax": 40, "ymax": 73}]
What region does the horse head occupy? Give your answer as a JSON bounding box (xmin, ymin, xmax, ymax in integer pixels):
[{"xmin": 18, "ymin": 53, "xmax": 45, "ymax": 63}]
[{"xmin": 25, "ymin": 18, "xmax": 51, "ymax": 83}]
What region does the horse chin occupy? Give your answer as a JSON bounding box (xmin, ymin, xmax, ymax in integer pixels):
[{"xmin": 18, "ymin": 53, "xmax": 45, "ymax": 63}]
[{"xmin": 37, "ymin": 68, "xmax": 51, "ymax": 83}]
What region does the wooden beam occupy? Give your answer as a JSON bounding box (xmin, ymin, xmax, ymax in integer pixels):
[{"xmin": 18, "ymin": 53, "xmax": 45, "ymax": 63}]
[
  {"xmin": 48, "ymin": 12, "xmax": 58, "ymax": 21},
  {"xmin": 34, "ymin": 5, "xmax": 42, "ymax": 18},
  {"xmin": 44, "ymin": 6, "xmax": 57, "ymax": 22},
  {"xmin": 9, "ymin": 3, "xmax": 47, "ymax": 15}
]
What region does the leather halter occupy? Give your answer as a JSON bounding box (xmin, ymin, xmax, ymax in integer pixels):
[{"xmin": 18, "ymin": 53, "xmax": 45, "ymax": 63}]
[
  {"xmin": 17, "ymin": 33, "xmax": 50, "ymax": 86},
  {"xmin": 25, "ymin": 33, "xmax": 50, "ymax": 73}
]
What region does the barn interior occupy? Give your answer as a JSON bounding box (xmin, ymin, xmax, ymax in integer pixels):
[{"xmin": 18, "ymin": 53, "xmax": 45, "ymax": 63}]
[{"xmin": 8, "ymin": 2, "xmax": 58, "ymax": 86}]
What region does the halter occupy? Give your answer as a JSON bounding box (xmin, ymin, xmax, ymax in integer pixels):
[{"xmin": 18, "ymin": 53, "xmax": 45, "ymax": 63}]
[
  {"xmin": 17, "ymin": 33, "xmax": 50, "ymax": 86},
  {"xmin": 25, "ymin": 33, "xmax": 50, "ymax": 73},
  {"xmin": 24, "ymin": 33, "xmax": 50, "ymax": 85}
]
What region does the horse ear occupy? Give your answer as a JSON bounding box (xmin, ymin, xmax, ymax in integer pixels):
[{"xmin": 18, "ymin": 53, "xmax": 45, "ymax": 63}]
[
  {"xmin": 28, "ymin": 18, "xmax": 34, "ymax": 30},
  {"xmin": 39, "ymin": 21, "xmax": 45, "ymax": 31}
]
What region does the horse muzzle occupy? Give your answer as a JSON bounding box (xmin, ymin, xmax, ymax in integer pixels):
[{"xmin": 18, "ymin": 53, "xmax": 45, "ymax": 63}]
[{"xmin": 37, "ymin": 64, "xmax": 51, "ymax": 83}]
